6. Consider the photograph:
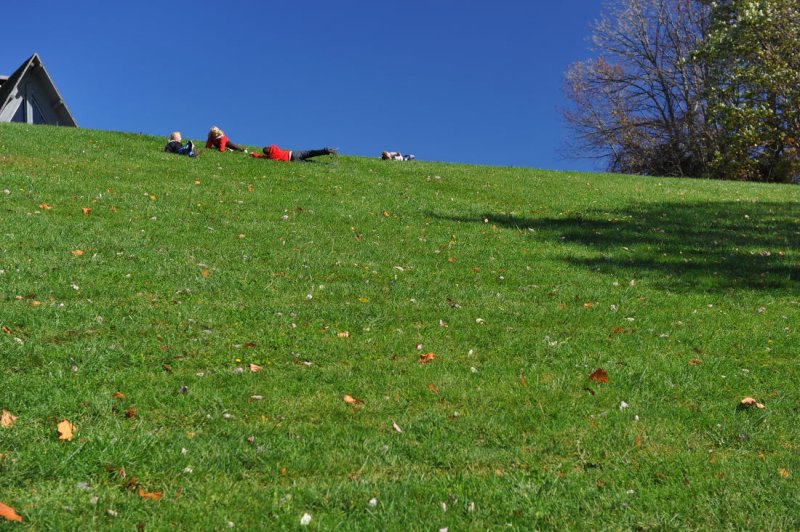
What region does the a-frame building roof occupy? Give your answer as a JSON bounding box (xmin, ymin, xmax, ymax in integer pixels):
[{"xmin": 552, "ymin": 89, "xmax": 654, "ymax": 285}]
[{"xmin": 0, "ymin": 53, "xmax": 77, "ymax": 127}]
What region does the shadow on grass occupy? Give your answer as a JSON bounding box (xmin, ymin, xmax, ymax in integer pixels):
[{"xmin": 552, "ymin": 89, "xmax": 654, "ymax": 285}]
[{"xmin": 429, "ymin": 200, "xmax": 800, "ymax": 293}]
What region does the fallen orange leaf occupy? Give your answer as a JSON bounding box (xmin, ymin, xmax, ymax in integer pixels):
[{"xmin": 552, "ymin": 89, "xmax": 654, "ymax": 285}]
[
  {"xmin": 635, "ymin": 435, "xmax": 642, "ymax": 448},
  {"xmin": 337, "ymin": 331, "xmax": 350, "ymax": 338},
  {"xmin": 1, "ymin": 410, "xmax": 17, "ymax": 428},
  {"xmin": 427, "ymin": 384, "xmax": 440, "ymax": 394},
  {"xmin": 194, "ymin": 179, "xmax": 201, "ymax": 185},
  {"xmin": 71, "ymin": 249, "xmax": 84, "ymax": 256},
  {"xmin": 201, "ymin": 269, "xmax": 209, "ymax": 277},
  {"xmin": 779, "ymin": 468, "xmax": 790, "ymax": 479},
  {"xmin": 82, "ymin": 207, "xmax": 92, "ymax": 215},
  {"xmin": 57, "ymin": 419, "xmax": 74, "ymax": 441},
  {"xmin": 418, "ymin": 353, "xmax": 435, "ymax": 364},
  {"xmin": 138, "ymin": 489, "xmax": 163, "ymax": 501},
  {"xmin": 0, "ymin": 501, "xmax": 22, "ymax": 522},
  {"xmin": 583, "ymin": 302, "xmax": 594, "ymax": 308},
  {"xmin": 39, "ymin": 203, "xmax": 52, "ymax": 210},
  {"xmin": 343, "ymin": 394, "xmax": 359, "ymax": 404},
  {"xmin": 249, "ymin": 363, "xmax": 262, "ymax": 373},
  {"xmin": 1, "ymin": 326, "xmax": 10, "ymax": 334},
  {"xmin": 111, "ymin": 392, "xmax": 125, "ymax": 399},
  {"xmin": 30, "ymin": 300, "xmax": 41, "ymax": 307},
  {"xmin": 588, "ymin": 368, "xmax": 608, "ymax": 384},
  {"xmin": 383, "ymin": 210, "xmax": 390, "ymax": 217},
  {"xmin": 688, "ymin": 359, "xmax": 702, "ymax": 366},
  {"xmin": 125, "ymin": 407, "xmax": 137, "ymax": 419}
]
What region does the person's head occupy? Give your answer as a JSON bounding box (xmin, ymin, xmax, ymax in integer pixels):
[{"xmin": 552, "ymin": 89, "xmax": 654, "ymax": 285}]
[
  {"xmin": 381, "ymin": 151, "xmax": 391, "ymax": 160},
  {"xmin": 208, "ymin": 126, "xmax": 223, "ymax": 139},
  {"xmin": 170, "ymin": 131, "xmax": 182, "ymax": 142},
  {"xmin": 262, "ymin": 146, "xmax": 271, "ymax": 155}
]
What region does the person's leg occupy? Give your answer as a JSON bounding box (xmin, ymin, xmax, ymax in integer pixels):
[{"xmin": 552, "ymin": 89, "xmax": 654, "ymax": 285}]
[
  {"xmin": 177, "ymin": 143, "xmax": 192, "ymax": 156},
  {"xmin": 290, "ymin": 148, "xmax": 336, "ymax": 161},
  {"xmin": 226, "ymin": 140, "xmax": 245, "ymax": 152}
]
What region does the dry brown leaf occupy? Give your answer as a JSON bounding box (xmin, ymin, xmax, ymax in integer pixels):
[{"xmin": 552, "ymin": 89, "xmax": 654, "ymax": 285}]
[
  {"xmin": 343, "ymin": 394, "xmax": 357, "ymax": 404},
  {"xmin": 418, "ymin": 352, "xmax": 435, "ymax": 364},
  {"xmin": 588, "ymin": 368, "xmax": 609, "ymax": 384},
  {"xmin": 71, "ymin": 249, "xmax": 84, "ymax": 256},
  {"xmin": 82, "ymin": 207, "xmax": 92, "ymax": 215},
  {"xmin": 57, "ymin": 419, "xmax": 74, "ymax": 441},
  {"xmin": 383, "ymin": 210, "xmax": 390, "ymax": 217},
  {"xmin": 583, "ymin": 302, "xmax": 594, "ymax": 308},
  {"xmin": 112, "ymin": 391, "xmax": 125, "ymax": 399},
  {"xmin": 39, "ymin": 203, "xmax": 52, "ymax": 210},
  {"xmin": 125, "ymin": 407, "xmax": 137, "ymax": 419},
  {"xmin": 1, "ymin": 410, "xmax": 17, "ymax": 428},
  {"xmin": 427, "ymin": 383, "xmax": 440, "ymax": 394},
  {"xmin": 1, "ymin": 326, "xmax": 11, "ymax": 334},
  {"xmin": 249, "ymin": 363, "xmax": 263, "ymax": 373},
  {"xmin": 0, "ymin": 501, "xmax": 23, "ymax": 522},
  {"xmin": 739, "ymin": 397, "xmax": 765, "ymax": 409},
  {"xmin": 518, "ymin": 374, "xmax": 528, "ymax": 388},
  {"xmin": 779, "ymin": 468, "xmax": 790, "ymax": 479},
  {"xmin": 688, "ymin": 359, "xmax": 702, "ymax": 366},
  {"xmin": 635, "ymin": 435, "xmax": 642, "ymax": 448},
  {"xmin": 30, "ymin": 300, "xmax": 41, "ymax": 307},
  {"xmin": 138, "ymin": 489, "xmax": 163, "ymax": 501}
]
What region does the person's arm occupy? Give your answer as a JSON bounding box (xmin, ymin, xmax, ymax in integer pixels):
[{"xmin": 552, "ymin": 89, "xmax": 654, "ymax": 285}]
[{"xmin": 206, "ymin": 138, "xmax": 214, "ymax": 149}]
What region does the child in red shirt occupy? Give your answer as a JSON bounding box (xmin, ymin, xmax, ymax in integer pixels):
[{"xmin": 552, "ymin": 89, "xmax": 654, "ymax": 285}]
[
  {"xmin": 254, "ymin": 145, "xmax": 337, "ymax": 162},
  {"xmin": 205, "ymin": 126, "xmax": 246, "ymax": 152}
]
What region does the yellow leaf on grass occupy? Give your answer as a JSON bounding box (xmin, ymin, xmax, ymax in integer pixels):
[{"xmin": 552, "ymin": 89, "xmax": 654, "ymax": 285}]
[
  {"xmin": 337, "ymin": 331, "xmax": 350, "ymax": 338},
  {"xmin": 57, "ymin": 419, "xmax": 74, "ymax": 441},
  {"xmin": 1, "ymin": 410, "xmax": 17, "ymax": 428},
  {"xmin": 0, "ymin": 501, "xmax": 23, "ymax": 522},
  {"xmin": 739, "ymin": 397, "xmax": 765, "ymax": 409},
  {"xmin": 779, "ymin": 468, "xmax": 790, "ymax": 479},
  {"xmin": 343, "ymin": 394, "xmax": 359, "ymax": 404}
]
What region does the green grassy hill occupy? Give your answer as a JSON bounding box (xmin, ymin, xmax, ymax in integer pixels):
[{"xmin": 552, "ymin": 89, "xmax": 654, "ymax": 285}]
[{"xmin": 1, "ymin": 123, "xmax": 798, "ymax": 528}]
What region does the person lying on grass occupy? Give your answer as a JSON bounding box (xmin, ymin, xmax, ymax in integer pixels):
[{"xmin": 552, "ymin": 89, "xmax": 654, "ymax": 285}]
[
  {"xmin": 164, "ymin": 131, "xmax": 198, "ymax": 157},
  {"xmin": 381, "ymin": 150, "xmax": 415, "ymax": 161},
  {"xmin": 206, "ymin": 126, "xmax": 246, "ymax": 153},
  {"xmin": 251, "ymin": 145, "xmax": 337, "ymax": 162}
]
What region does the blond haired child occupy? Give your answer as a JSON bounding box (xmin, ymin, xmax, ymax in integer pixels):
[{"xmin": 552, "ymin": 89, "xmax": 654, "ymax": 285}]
[
  {"xmin": 164, "ymin": 131, "xmax": 197, "ymax": 157},
  {"xmin": 205, "ymin": 126, "xmax": 246, "ymax": 152}
]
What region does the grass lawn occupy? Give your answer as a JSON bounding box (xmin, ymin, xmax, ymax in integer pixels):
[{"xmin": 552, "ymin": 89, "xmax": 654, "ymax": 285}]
[{"xmin": 1, "ymin": 122, "xmax": 799, "ymax": 529}]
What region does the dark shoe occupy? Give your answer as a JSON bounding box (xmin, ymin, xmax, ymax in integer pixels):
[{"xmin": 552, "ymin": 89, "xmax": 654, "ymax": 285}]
[{"xmin": 324, "ymin": 147, "xmax": 338, "ymax": 155}]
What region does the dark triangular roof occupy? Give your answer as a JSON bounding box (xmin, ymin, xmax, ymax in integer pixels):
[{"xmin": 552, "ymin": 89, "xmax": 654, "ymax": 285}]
[{"xmin": 0, "ymin": 53, "xmax": 77, "ymax": 127}]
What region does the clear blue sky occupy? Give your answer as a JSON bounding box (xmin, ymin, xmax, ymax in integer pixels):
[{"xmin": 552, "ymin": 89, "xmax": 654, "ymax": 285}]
[{"xmin": 4, "ymin": 1, "xmax": 603, "ymax": 171}]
